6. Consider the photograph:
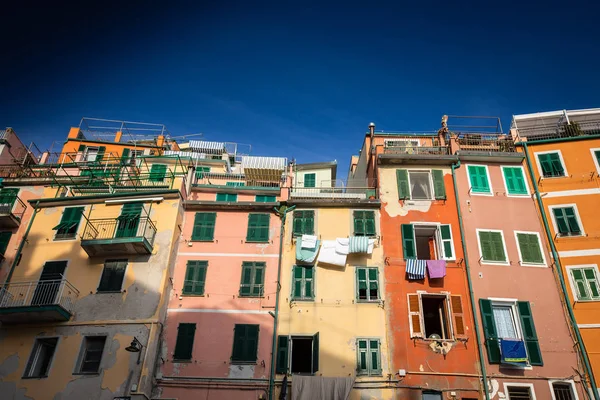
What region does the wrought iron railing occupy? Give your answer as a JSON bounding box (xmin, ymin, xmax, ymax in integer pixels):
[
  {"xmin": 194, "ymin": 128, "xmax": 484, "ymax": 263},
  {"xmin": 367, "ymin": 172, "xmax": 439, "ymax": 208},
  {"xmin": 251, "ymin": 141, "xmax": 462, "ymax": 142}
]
[
  {"xmin": 383, "ymin": 145, "xmax": 449, "ymax": 155},
  {"xmin": 290, "ymin": 187, "xmax": 378, "ymax": 200},
  {"xmin": 0, "ymin": 279, "xmax": 79, "ymax": 313},
  {"xmin": 194, "ymin": 172, "xmax": 284, "ymax": 188},
  {"xmin": 516, "ymin": 120, "xmax": 600, "ymax": 142},
  {"xmin": 457, "ymin": 134, "xmax": 516, "ymax": 153},
  {"xmin": 0, "ymin": 194, "xmax": 26, "ymax": 220},
  {"xmin": 81, "ymin": 216, "xmax": 157, "ymax": 246}
]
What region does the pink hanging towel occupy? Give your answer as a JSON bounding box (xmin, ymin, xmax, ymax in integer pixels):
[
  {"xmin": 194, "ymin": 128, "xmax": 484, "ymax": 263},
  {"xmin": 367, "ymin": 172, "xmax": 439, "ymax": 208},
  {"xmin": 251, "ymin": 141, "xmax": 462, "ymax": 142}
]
[{"xmin": 426, "ymin": 260, "xmax": 447, "ymax": 279}]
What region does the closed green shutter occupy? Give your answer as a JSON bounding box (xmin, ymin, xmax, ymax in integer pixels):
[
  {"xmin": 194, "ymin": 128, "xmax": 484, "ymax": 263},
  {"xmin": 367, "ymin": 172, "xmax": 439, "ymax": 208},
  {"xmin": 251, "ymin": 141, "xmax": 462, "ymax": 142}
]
[
  {"xmin": 353, "ymin": 211, "xmax": 364, "ymax": 236},
  {"xmin": 239, "ymin": 262, "xmax": 265, "ymax": 297},
  {"xmin": 401, "ymin": 224, "xmax": 416, "ymax": 259},
  {"xmin": 120, "ymin": 148, "xmax": 130, "ymax": 162},
  {"xmin": 357, "ymin": 339, "xmax": 367, "ymax": 372},
  {"xmin": 149, "ymin": 164, "xmax": 167, "ymax": 182},
  {"xmin": 0, "ymin": 232, "xmax": 11, "ymax": 256},
  {"xmin": 304, "ymin": 173, "xmax": 316, "ymax": 188},
  {"xmin": 255, "ymin": 195, "xmax": 276, "ymax": 202},
  {"xmin": 479, "ymin": 299, "xmax": 500, "ymax": 364},
  {"xmin": 479, "ymin": 231, "xmax": 506, "ymax": 262},
  {"xmin": 173, "ymin": 323, "xmax": 196, "ymax": 360},
  {"xmin": 276, "ymin": 336, "xmax": 289, "ymax": 373},
  {"xmin": 292, "ymin": 265, "xmax": 314, "ymax": 300},
  {"xmin": 216, "ymin": 193, "xmax": 237, "ymax": 202},
  {"xmin": 195, "ymin": 166, "xmax": 210, "ymax": 179},
  {"xmin": 396, "ymin": 169, "xmax": 410, "ymax": 199},
  {"xmin": 440, "ymin": 225, "xmax": 453, "ymax": 259},
  {"xmin": 516, "ymin": 233, "xmax": 543, "ymax": 264},
  {"xmin": 53, "ymin": 206, "xmax": 84, "ymax": 239},
  {"xmin": 517, "ymin": 301, "xmax": 542, "ymax": 366},
  {"xmin": 96, "ymin": 146, "xmax": 106, "ymax": 162},
  {"xmin": 571, "ymin": 269, "xmax": 590, "ymax": 300},
  {"xmin": 191, "ymin": 212, "xmax": 216, "ymax": 241},
  {"xmin": 97, "ymin": 259, "xmax": 127, "ymax": 292},
  {"xmin": 553, "ymin": 207, "xmax": 581, "ymax": 235},
  {"xmin": 432, "ymin": 170, "xmax": 446, "ymax": 199},
  {"xmin": 183, "ymin": 261, "xmax": 207, "ymax": 295},
  {"xmin": 365, "ymin": 211, "xmax": 375, "ymax": 236},
  {"xmin": 232, "ymin": 324, "xmax": 259, "ymax": 362},
  {"xmin": 503, "ymin": 167, "xmax": 528, "ymax": 195},
  {"xmin": 468, "ymin": 165, "xmax": 490, "ymax": 193},
  {"xmin": 353, "ymin": 211, "xmax": 375, "ymax": 237},
  {"xmin": 292, "ymin": 210, "xmax": 314, "ymax": 236},
  {"xmin": 584, "ymin": 269, "xmax": 600, "ymax": 298},
  {"xmin": 564, "ymin": 207, "xmax": 581, "ymax": 233},
  {"xmin": 246, "ymin": 214, "xmax": 270, "ymax": 242},
  {"xmin": 312, "ymin": 332, "xmax": 319, "ymax": 373},
  {"xmin": 78, "ymin": 144, "xmax": 86, "ymax": 152},
  {"xmin": 539, "ymin": 153, "xmax": 565, "ymax": 177}
]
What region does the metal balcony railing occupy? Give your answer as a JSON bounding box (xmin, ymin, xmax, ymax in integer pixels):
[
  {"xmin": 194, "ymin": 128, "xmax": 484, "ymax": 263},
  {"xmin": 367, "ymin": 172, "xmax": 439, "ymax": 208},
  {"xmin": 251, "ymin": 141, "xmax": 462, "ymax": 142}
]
[
  {"xmin": 516, "ymin": 120, "xmax": 600, "ymax": 142},
  {"xmin": 457, "ymin": 134, "xmax": 516, "ymax": 153},
  {"xmin": 194, "ymin": 172, "xmax": 284, "ymax": 188},
  {"xmin": 0, "ymin": 194, "xmax": 26, "ymax": 220},
  {"xmin": 81, "ymin": 216, "xmax": 157, "ymax": 246},
  {"xmin": 290, "ymin": 187, "xmax": 378, "ymax": 200},
  {"xmin": 0, "ymin": 279, "xmax": 79, "ymax": 313},
  {"xmin": 383, "ymin": 145, "xmax": 449, "ymax": 155}
]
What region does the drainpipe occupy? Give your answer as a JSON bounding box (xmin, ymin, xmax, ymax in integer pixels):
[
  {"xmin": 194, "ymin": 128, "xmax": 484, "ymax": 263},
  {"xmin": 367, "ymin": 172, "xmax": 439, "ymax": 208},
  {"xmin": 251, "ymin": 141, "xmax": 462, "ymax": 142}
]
[
  {"xmin": 268, "ymin": 204, "xmax": 295, "ymax": 400},
  {"xmin": 521, "ymin": 143, "xmax": 599, "ymax": 400},
  {"xmin": 451, "ymin": 160, "xmax": 490, "ymax": 400},
  {"xmin": 5, "ymin": 200, "xmax": 40, "ymax": 284}
]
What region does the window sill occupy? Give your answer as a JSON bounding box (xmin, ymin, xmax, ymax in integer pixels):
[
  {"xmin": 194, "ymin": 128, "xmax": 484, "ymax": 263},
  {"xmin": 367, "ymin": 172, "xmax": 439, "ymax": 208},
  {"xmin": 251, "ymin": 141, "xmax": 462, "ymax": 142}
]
[
  {"xmin": 574, "ymin": 299, "xmax": 600, "ymax": 303},
  {"xmin": 245, "ymin": 240, "xmax": 270, "ymax": 244},
  {"xmin": 480, "ymin": 260, "xmax": 510, "ymax": 266},
  {"xmin": 356, "ymin": 299, "xmax": 381, "ymax": 304},
  {"xmin": 557, "ymin": 234, "xmax": 584, "ymax": 238},
  {"xmin": 291, "ymin": 298, "xmax": 314, "ymax": 302},
  {"xmin": 520, "ymin": 262, "xmax": 547, "ymax": 268},
  {"xmin": 53, "ymin": 236, "xmax": 78, "ymax": 242},
  {"xmin": 239, "ymin": 295, "xmax": 264, "ymax": 299},
  {"xmin": 73, "ymin": 372, "xmax": 101, "ymax": 376},
  {"xmin": 230, "ymin": 361, "xmax": 257, "ymax": 365},
  {"xmin": 21, "ymin": 375, "xmax": 48, "ymax": 380},
  {"xmin": 541, "ymin": 175, "xmax": 566, "ymax": 179},
  {"xmin": 96, "ymin": 290, "xmax": 124, "ymax": 294},
  {"xmin": 190, "ymin": 239, "xmax": 215, "ymax": 242},
  {"xmin": 356, "ymin": 372, "xmax": 383, "ymax": 377},
  {"xmin": 173, "ymin": 359, "xmax": 193, "ymax": 363},
  {"xmin": 182, "ymin": 293, "xmax": 205, "ymax": 297},
  {"xmin": 506, "ymin": 193, "xmax": 529, "ymax": 197},
  {"xmin": 470, "ymin": 191, "xmax": 494, "ymax": 196}
]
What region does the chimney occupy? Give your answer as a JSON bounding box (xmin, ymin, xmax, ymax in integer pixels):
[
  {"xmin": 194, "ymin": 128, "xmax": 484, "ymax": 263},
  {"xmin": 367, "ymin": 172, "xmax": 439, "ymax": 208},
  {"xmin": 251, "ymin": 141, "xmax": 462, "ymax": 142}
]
[{"xmin": 368, "ymin": 122, "xmax": 375, "ymax": 138}]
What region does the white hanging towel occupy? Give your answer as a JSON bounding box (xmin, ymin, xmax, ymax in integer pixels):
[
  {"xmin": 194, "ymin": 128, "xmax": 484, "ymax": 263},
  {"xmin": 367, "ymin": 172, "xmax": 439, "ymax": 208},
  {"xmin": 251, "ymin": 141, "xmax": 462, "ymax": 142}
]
[
  {"xmin": 367, "ymin": 239, "xmax": 376, "ymax": 254},
  {"xmin": 335, "ymin": 238, "xmax": 349, "ymax": 255},
  {"xmin": 317, "ymin": 240, "xmax": 347, "ymax": 267},
  {"xmin": 301, "ymin": 234, "xmax": 318, "ymax": 249}
]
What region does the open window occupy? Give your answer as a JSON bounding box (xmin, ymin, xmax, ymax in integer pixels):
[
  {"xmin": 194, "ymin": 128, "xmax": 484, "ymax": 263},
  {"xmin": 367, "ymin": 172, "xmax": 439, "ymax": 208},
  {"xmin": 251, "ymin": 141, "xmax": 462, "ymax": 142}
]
[
  {"xmin": 408, "ymin": 293, "xmax": 465, "ymax": 340},
  {"xmin": 396, "ymin": 169, "xmax": 446, "ymax": 200},
  {"xmin": 402, "ymin": 224, "xmax": 454, "ymax": 260},
  {"xmin": 275, "ymin": 333, "xmax": 319, "ymax": 374}
]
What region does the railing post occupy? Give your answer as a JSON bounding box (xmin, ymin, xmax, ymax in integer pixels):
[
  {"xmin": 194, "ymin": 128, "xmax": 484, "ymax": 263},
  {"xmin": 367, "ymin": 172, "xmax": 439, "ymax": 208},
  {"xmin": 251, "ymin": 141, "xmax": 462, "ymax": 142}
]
[
  {"xmin": 57, "ymin": 279, "xmax": 65, "ymax": 306},
  {"xmin": 24, "ymin": 281, "xmax": 33, "ymax": 306}
]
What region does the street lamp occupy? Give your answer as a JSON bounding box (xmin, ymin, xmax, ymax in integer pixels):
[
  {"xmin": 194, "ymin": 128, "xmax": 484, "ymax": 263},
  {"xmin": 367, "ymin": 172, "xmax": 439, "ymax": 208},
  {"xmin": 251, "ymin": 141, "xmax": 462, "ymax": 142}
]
[{"xmin": 125, "ymin": 337, "xmax": 144, "ymax": 364}]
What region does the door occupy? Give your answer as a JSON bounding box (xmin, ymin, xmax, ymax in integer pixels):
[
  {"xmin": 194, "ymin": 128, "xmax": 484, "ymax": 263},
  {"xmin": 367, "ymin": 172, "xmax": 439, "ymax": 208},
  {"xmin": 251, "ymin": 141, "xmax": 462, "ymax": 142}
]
[
  {"xmin": 115, "ymin": 203, "xmax": 143, "ymax": 238},
  {"xmin": 0, "ymin": 188, "xmax": 19, "ymax": 214},
  {"xmin": 31, "ymin": 261, "xmax": 67, "ymax": 306}
]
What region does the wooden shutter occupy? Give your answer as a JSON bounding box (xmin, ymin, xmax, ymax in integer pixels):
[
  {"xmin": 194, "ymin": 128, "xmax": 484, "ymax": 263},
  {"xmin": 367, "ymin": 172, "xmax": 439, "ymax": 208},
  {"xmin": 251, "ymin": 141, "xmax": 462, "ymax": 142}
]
[
  {"xmin": 247, "ymin": 214, "xmax": 269, "ymax": 242},
  {"xmin": 517, "ymin": 301, "xmax": 542, "ymax": 366},
  {"xmin": 258, "ymin": 214, "xmax": 270, "ymax": 241},
  {"xmin": 312, "ymin": 332, "xmax": 319, "ymax": 373},
  {"xmin": 469, "ymin": 166, "xmax": 489, "ymax": 193},
  {"xmin": 440, "ymin": 225, "xmax": 453, "ymax": 259},
  {"xmin": 240, "ymin": 262, "xmax": 253, "ymax": 296},
  {"xmin": 356, "ymin": 268, "xmax": 367, "ymax": 300},
  {"xmin": 98, "ymin": 260, "xmax": 127, "ymax": 292},
  {"xmin": 552, "ymin": 208, "xmax": 570, "ymax": 234},
  {"xmin": 479, "ymin": 299, "xmax": 500, "ymax": 363},
  {"xmin": 407, "ymin": 294, "xmax": 423, "ymax": 338},
  {"xmin": 364, "ymin": 211, "xmax": 376, "ymax": 236},
  {"xmin": 173, "ymin": 323, "xmax": 196, "ymax": 360},
  {"xmin": 304, "ymin": 211, "xmax": 315, "ymax": 235},
  {"xmin": 121, "ymin": 148, "xmax": 130, "ymax": 162},
  {"xmin": 183, "ymin": 261, "xmax": 196, "ymax": 294},
  {"xmin": 183, "ymin": 261, "xmax": 207, "ymax": 295},
  {"xmin": 292, "ymin": 266, "xmax": 303, "ymax": 299},
  {"xmin": 78, "ymin": 144, "xmax": 86, "ymax": 152},
  {"xmin": 247, "ymin": 214, "xmax": 258, "ymax": 241},
  {"xmin": 353, "ymin": 211, "xmax": 365, "ymax": 236},
  {"xmin": 549, "ymin": 153, "xmax": 564, "ymax": 176},
  {"xmin": 192, "ymin": 212, "xmax": 216, "ymax": 241},
  {"xmin": 357, "ymin": 339, "xmax": 367, "ymax": 372},
  {"xmin": 538, "ymin": 154, "xmax": 553, "ymax": 177},
  {"xmin": 564, "ymin": 207, "xmax": 581, "ymax": 234},
  {"xmin": 503, "ymin": 167, "xmax": 527, "ymax": 195},
  {"xmin": 252, "ymin": 264, "xmax": 264, "ymax": 296},
  {"xmin": 584, "ymin": 269, "xmax": 600, "ymax": 298},
  {"xmin": 244, "ymin": 325, "xmax": 259, "ymax": 362},
  {"xmin": 432, "ymin": 169, "xmax": 446, "ymax": 199},
  {"xmin": 517, "ymin": 233, "xmax": 543, "ymax": 264},
  {"xmin": 570, "ymin": 269, "xmax": 590, "ymax": 300},
  {"xmin": 450, "ymin": 295, "xmax": 466, "ymax": 338},
  {"xmin": 96, "ymin": 146, "xmax": 106, "ymax": 162},
  {"xmin": 396, "ymin": 169, "xmax": 410, "ymax": 199},
  {"xmin": 304, "ymin": 173, "xmax": 316, "ymax": 188},
  {"xmin": 292, "ymin": 212, "xmax": 304, "ymax": 236},
  {"xmin": 231, "ymin": 324, "xmax": 246, "ymax": 361},
  {"xmin": 304, "ymin": 266, "xmax": 314, "ymax": 299},
  {"xmin": 401, "ymin": 224, "xmax": 416, "ymax": 259},
  {"xmin": 149, "ymin": 164, "xmax": 167, "ymax": 182},
  {"xmin": 368, "ymin": 268, "xmax": 379, "ymax": 300},
  {"xmin": 276, "ymin": 336, "xmax": 289, "ymax": 373},
  {"xmin": 369, "ymin": 339, "xmax": 380, "ymax": 373},
  {"xmin": 0, "ymin": 231, "xmax": 11, "ymax": 255}
]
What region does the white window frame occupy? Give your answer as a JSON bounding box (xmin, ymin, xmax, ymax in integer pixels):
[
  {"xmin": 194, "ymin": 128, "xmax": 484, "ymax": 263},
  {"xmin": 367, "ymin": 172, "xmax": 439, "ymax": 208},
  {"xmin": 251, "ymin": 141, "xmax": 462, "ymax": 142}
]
[
  {"xmin": 465, "ymin": 164, "xmax": 493, "ymax": 196},
  {"xmin": 84, "ymin": 147, "xmax": 99, "ymax": 162},
  {"xmin": 350, "ymin": 209, "xmax": 378, "ymax": 237},
  {"xmin": 409, "ymin": 221, "xmax": 456, "ymax": 261},
  {"xmin": 356, "ymin": 337, "xmax": 382, "ymax": 376},
  {"xmin": 489, "ymin": 299, "xmax": 523, "ymax": 340},
  {"xmin": 476, "ymin": 228, "xmax": 510, "ymax": 266},
  {"xmin": 590, "ymin": 148, "xmax": 600, "ymax": 176},
  {"xmin": 534, "ymin": 150, "xmax": 568, "ymax": 179},
  {"xmin": 406, "ymin": 170, "xmax": 435, "ymax": 201},
  {"xmin": 566, "ymin": 264, "xmax": 600, "ymax": 303},
  {"xmin": 23, "ymin": 336, "xmax": 60, "ymax": 378},
  {"xmin": 384, "ymin": 138, "xmax": 421, "ymax": 148},
  {"xmin": 500, "ymin": 165, "xmax": 531, "ymax": 197},
  {"xmin": 513, "ymin": 231, "xmax": 547, "ymax": 267},
  {"xmin": 409, "ymin": 291, "xmax": 456, "ymax": 341},
  {"xmin": 503, "ymin": 382, "xmax": 537, "ymax": 400},
  {"xmin": 549, "ymin": 379, "xmax": 579, "ymax": 400},
  {"xmin": 548, "ymin": 203, "xmax": 586, "ymax": 238}
]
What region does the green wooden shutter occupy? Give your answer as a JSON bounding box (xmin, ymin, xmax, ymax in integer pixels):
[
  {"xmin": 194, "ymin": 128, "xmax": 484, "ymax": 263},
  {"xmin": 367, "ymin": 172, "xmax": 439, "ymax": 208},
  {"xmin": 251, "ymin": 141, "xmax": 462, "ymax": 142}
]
[
  {"xmin": 432, "ymin": 170, "xmax": 446, "ymax": 199},
  {"xmin": 549, "ymin": 153, "xmax": 565, "ymax": 176},
  {"xmin": 368, "ymin": 268, "xmax": 379, "ymax": 300},
  {"xmin": 440, "ymin": 225, "xmax": 453, "ymax": 259},
  {"xmin": 364, "ymin": 211, "xmax": 376, "ymax": 236},
  {"xmin": 353, "ymin": 211, "xmax": 365, "ymax": 236},
  {"xmin": 276, "ymin": 336, "xmax": 289, "ymax": 373},
  {"xmin": 183, "ymin": 262, "xmax": 196, "ymax": 294},
  {"xmin": 120, "ymin": 148, "xmax": 130, "ymax": 162},
  {"xmin": 357, "ymin": 339, "xmax": 367, "ymax": 372},
  {"xmin": 183, "ymin": 261, "xmax": 207, "ymax": 295},
  {"xmin": 173, "ymin": 323, "xmax": 196, "ymax": 360},
  {"xmin": 192, "ymin": 213, "xmax": 216, "ymax": 241},
  {"xmin": 232, "ymin": 324, "xmax": 259, "ymax": 362},
  {"xmin": 538, "ymin": 154, "xmax": 553, "ymax": 177},
  {"xmin": 304, "ymin": 211, "xmax": 315, "ymax": 235},
  {"xmin": 292, "ymin": 212, "xmax": 304, "ymax": 236},
  {"xmin": 369, "ymin": 339, "xmax": 380, "ymax": 373},
  {"xmin": 96, "ymin": 146, "xmax": 106, "ymax": 162},
  {"xmin": 252, "ymin": 264, "xmax": 264, "ymax": 296},
  {"xmin": 479, "ymin": 299, "xmax": 500, "ymax": 364},
  {"xmin": 552, "ymin": 208, "xmax": 570, "ymax": 234},
  {"xmin": 517, "ymin": 233, "xmax": 543, "ymax": 264},
  {"xmin": 401, "ymin": 224, "xmax": 416, "ymax": 259},
  {"xmin": 305, "ymin": 266, "xmax": 314, "ymax": 299},
  {"xmin": 517, "ymin": 301, "xmax": 542, "ymax": 366},
  {"xmin": 292, "ymin": 266, "xmax": 302, "ymax": 299},
  {"xmin": 0, "ymin": 232, "xmax": 11, "ymax": 255},
  {"xmin": 244, "ymin": 325, "xmax": 259, "ymax": 361},
  {"xmin": 356, "ymin": 268, "xmax": 367, "ymax": 300},
  {"xmin": 571, "ymin": 269, "xmax": 590, "ymax": 300},
  {"xmin": 304, "ymin": 173, "xmax": 316, "ymax": 188},
  {"xmin": 149, "ymin": 164, "xmax": 167, "ymax": 182},
  {"xmin": 503, "ymin": 167, "xmax": 527, "ymax": 195},
  {"xmin": 247, "ymin": 214, "xmax": 269, "ymax": 242},
  {"xmin": 231, "ymin": 325, "xmax": 245, "ymax": 361},
  {"xmin": 240, "ymin": 263, "xmax": 253, "ymax": 296},
  {"xmin": 258, "ymin": 214, "xmax": 270, "ymax": 242},
  {"xmin": 396, "ymin": 169, "xmax": 410, "ymax": 199},
  {"xmin": 564, "ymin": 207, "xmax": 581, "ymax": 234},
  {"xmin": 78, "ymin": 144, "xmax": 86, "ymax": 152},
  {"xmin": 312, "ymin": 332, "xmax": 319, "ymax": 373},
  {"xmin": 469, "ymin": 166, "xmax": 490, "ymax": 193},
  {"xmin": 255, "ymin": 195, "xmax": 276, "ymax": 202},
  {"xmin": 584, "ymin": 269, "xmax": 600, "ymax": 298}
]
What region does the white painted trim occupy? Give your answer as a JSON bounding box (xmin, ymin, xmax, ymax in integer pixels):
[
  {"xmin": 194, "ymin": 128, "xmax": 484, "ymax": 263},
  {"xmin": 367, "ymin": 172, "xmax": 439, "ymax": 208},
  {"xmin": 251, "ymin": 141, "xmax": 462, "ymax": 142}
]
[
  {"xmin": 548, "ymin": 203, "xmax": 586, "ymax": 238},
  {"xmin": 543, "ymin": 188, "xmax": 600, "ymax": 198},
  {"xmin": 476, "ymin": 229, "xmax": 510, "ymax": 265},
  {"xmin": 406, "ymin": 169, "xmax": 435, "ymax": 201},
  {"xmin": 565, "ymin": 264, "xmax": 600, "ymax": 302},
  {"xmin": 466, "ymin": 164, "xmax": 493, "ymax": 196},
  {"xmin": 534, "ymin": 149, "xmax": 568, "ymax": 179},
  {"xmin": 591, "ymin": 148, "xmax": 600, "ymax": 176},
  {"xmin": 513, "ymin": 231, "xmax": 547, "ymax": 267},
  {"xmin": 409, "ymin": 221, "xmax": 456, "ymax": 261},
  {"xmin": 549, "ymin": 379, "xmax": 580, "ymax": 400},
  {"xmin": 178, "ymin": 252, "xmax": 278, "ymax": 258},
  {"xmin": 559, "ymin": 249, "xmax": 600, "ymax": 258},
  {"xmin": 577, "ymin": 324, "xmax": 600, "ymax": 329},
  {"xmin": 168, "ymin": 308, "xmax": 271, "ymax": 314},
  {"xmin": 500, "ymin": 165, "xmax": 531, "ymax": 197},
  {"xmin": 503, "ymin": 382, "xmax": 537, "ymax": 400},
  {"xmin": 487, "ymin": 297, "xmax": 519, "ymax": 302}
]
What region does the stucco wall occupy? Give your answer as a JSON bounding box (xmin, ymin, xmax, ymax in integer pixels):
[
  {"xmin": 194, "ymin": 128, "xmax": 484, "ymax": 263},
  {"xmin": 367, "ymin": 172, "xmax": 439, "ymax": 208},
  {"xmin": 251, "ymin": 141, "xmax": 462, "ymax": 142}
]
[{"xmin": 294, "ymin": 168, "xmax": 333, "ymax": 187}]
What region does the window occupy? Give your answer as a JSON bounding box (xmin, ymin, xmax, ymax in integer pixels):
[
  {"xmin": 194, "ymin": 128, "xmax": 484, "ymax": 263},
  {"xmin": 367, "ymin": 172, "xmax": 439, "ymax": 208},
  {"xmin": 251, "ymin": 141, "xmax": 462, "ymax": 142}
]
[
  {"xmin": 479, "ymin": 299, "xmax": 542, "ymax": 365},
  {"xmin": 477, "ymin": 230, "xmax": 508, "ymax": 264},
  {"xmin": 231, "ymin": 324, "xmax": 259, "ymax": 363},
  {"xmin": 255, "ymin": 195, "xmax": 276, "ymax": 202},
  {"xmin": 422, "ymin": 392, "xmax": 443, "ymax": 400},
  {"xmin": 304, "ymin": 173, "xmax": 316, "ymax": 188},
  {"xmin": 396, "ymin": 169, "xmax": 446, "ymax": 200},
  {"xmin": 356, "ymin": 338, "xmax": 381, "ymax": 376},
  {"xmin": 23, "ymin": 338, "xmax": 58, "ymax": 378},
  {"xmin": 515, "ymin": 232, "xmax": 545, "ymax": 266},
  {"xmin": 467, "ymin": 165, "xmax": 491, "ymax": 194},
  {"xmin": 537, "ymin": 152, "xmax": 566, "ymax": 178},
  {"xmin": 53, "ymin": 207, "xmax": 84, "ymax": 240},
  {"xmin": 407, "ymin": 293, "xmax": 465, "ymax": 340},
  {"xmin": 195, "ymin": 166, "xmax": 210, "ymax": 179},
  {"xmin": 502, "ymin": 167, "xmax": 529, "ymax": 196},
  {"xmin": 239, "ymin": 262, "xmax": 265, "ymax": 297},
  {"xmin": 191, "ymin": 212, "xmax": 216, "ymax": 241},
  {"xmin": 226, "ymin": 181, "xmax": 246, "ymax": 187},
  {"xmin": 216, "ymin": 193, "xmax": 237, "ymax": 202},
  {"xmin": 80, "ymin": 146, "xmax": 105, "ymax": 162},
  {"xmin": 173, "ymin": 323, "xmax": 196, "ymax": 360},
  {"xmin": 0, "ymin": 231, "xmax": 11, "ymax": 256},
  {"xmin": 115, "ymin": 202, "xmax": 143, "ymax": 238},
  {"xmin": 353, "ymin": 211, "xmax": 375, "ymax": 237},
  {"xmin": 551, "ymin": 206, "xmax": 582, "ymax": 237},
  {"xmin": 97, "ymin": 260, "xmax": 127, "ymax": 292},
  {"xmin": 401, "ymin": 224, "xmax": 454, "ymax": 260},
  {"xmin": 591, "ymin": 149, "xmax": 600, "ymax": 175},
  {"xmin": 183, "ymin": 261, "xmax": 207, "ymax": 295},
  {"xmin": 275, "ymin": 333, "xmax": 319, "ymax": 374},
  {"xmin": 356, "ymin": 267, "xmax": 379, "ymax": 302},
  {"xmin": 292, "ymin": 265, "xmax": 314, "ymax": 300},
  {"xmin": 246, "ymin": 213, "xmax": 270, "ymax": 242},
  {"xmin": 149, "ymin": 164, "xmax": 168, "ymax": 182},
  {"xmin": 551, "ymin": 381, "xmax": 576, "ymax": 400},
  {"xmin": 506, "ymin": 385, "xmax": 534, "ymax": 400},
  {"xmin": 569, "ymin": 266, "xmax": 600, "ymax": 301},
  {"xmin": 76, "ymin": 336, "xmax": 106, "ymax": 374},
  {"xmin": 292, "ymin": 210, "xmax": 315, "ymax": 236}
]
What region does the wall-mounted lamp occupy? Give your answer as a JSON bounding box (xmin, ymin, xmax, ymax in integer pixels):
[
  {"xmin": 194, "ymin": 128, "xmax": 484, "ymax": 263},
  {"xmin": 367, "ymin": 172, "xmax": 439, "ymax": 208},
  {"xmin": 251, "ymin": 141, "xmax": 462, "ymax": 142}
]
[{"xmin": 125, "ymin": 337, "xmax": 144, "ymax": 364}]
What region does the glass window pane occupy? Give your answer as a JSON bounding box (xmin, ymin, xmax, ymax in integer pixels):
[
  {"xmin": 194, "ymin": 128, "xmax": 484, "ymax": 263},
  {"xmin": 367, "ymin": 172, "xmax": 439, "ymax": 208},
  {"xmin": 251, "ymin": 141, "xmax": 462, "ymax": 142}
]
[
  {"xmin": 492, "ymin": 306, "xmax": 518, "ymax": 339},
  {"xmin": 409, "ymin": 171, "xmax": 432, "ymax": 200}
]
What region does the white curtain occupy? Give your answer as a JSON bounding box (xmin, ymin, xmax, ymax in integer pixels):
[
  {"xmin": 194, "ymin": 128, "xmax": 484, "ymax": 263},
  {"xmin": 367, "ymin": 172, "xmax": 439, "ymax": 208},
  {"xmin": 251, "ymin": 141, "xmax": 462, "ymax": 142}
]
[{"xmin": 492, "ymin": 306, "xmax": 517, "ymax": 339}]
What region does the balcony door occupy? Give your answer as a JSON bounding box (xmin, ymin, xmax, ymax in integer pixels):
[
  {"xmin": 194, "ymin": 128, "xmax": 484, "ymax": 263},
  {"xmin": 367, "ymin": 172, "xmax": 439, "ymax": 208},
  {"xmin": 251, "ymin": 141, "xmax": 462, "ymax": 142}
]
[
  {"xmin": 32, "ymin": 261, "xmax": 67, "ymax": 306},
  {"xmin": 115, "ymin": 203, "xmax": 143, "ymax": 238}
]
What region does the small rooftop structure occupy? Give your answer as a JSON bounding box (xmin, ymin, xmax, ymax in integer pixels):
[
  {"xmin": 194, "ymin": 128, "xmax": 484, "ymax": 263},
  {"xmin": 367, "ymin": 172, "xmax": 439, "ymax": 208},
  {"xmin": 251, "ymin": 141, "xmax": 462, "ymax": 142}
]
[{"xmin": 511, "ymin": 108, "xmax": 600, "ymax": 142}]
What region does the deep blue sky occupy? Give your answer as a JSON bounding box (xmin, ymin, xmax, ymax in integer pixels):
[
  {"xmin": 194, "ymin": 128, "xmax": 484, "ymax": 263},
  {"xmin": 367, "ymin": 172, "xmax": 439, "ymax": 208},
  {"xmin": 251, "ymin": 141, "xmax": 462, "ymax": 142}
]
[{"xmin": 1, "ymin": 1, "xmax": 599, "ymax": 176}]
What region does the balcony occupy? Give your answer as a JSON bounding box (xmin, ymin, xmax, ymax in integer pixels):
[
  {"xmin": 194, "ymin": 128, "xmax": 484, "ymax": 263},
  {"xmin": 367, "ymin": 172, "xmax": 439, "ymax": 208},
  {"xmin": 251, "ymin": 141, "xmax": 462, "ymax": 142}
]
[
  {"xmin": 194, "ymin": 172, "xmax": 283, "ymax": 189},
  {"xmin": 70, "ymin": 172, "xmax": 175, "ymax": 196},
  {"xmin": 80, "ymin": 216, "xmax": 157, "ymax": 256},
  {"xmin": 290, "ymin": 187, "xmax": 377, "ymax": 200},
  {"xmin": 456, "ymin": 134, "xmax": 517, "ymax": 154},
  {"xmin": 0, "ymin": 279, "xmax": 79, "ymax": 323},
  {"xmin": 383, "ymin": 145, "xmax": 449, "ymax": 156},
  {"xmin": 0, "ymin": 193, "xmax": 26, "ymax": 229}
]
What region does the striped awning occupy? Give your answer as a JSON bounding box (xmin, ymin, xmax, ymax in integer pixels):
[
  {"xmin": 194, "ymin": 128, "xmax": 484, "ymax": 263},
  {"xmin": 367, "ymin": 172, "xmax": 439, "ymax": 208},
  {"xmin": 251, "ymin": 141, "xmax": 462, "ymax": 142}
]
[
  {"xmin": 188, "ymin": 140, "xmax": 226, "ymax": 154},
  {"xmin": 242, "ymin": 156, "xmax": 287, "ymax": 182}
]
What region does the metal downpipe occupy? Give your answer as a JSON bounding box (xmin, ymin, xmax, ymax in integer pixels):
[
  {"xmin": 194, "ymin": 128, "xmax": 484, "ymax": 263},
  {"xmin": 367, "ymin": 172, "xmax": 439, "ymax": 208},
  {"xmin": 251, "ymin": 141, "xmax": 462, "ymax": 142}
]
[
  {"xmin": 5, "ymin": 200, "xmax": 40, "ymax": 284},
  {"xmin": 451, "ymin": 160, "xmax": 490, "ymax": 400}
]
